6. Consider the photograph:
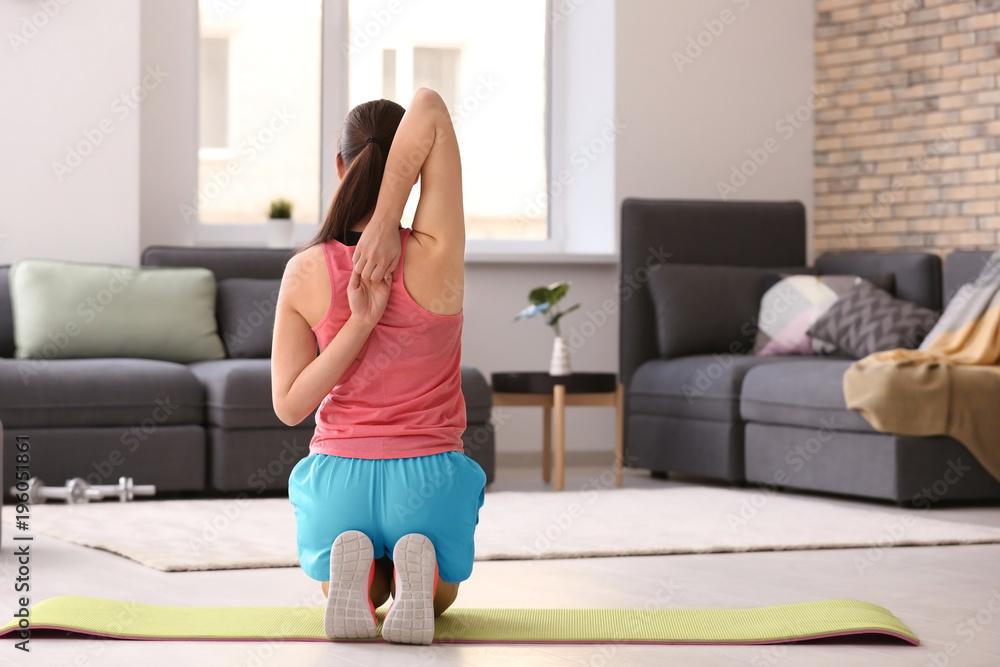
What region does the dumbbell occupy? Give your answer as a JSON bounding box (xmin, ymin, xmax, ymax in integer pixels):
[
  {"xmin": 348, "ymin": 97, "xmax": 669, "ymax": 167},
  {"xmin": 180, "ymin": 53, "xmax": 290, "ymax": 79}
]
[{"xmin": 12, "ymin": 477, "xmax": 156, "ymax": 504}]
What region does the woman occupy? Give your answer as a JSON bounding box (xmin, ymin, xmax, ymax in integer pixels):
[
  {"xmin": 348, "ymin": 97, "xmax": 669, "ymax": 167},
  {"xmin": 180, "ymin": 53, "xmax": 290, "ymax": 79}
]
[{"xmin": 271, "ymin": 88, "xmax": 485, "ymax": 645}]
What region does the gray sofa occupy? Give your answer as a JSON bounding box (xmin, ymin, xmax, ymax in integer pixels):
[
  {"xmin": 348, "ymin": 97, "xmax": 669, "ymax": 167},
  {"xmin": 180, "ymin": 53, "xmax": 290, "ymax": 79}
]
[
  {"xmin": 621, "ymin": 198, "xmax": 1000, "ymax": 504},
  {"xmin": 0, "ymin": 246, "xmax": 495, "ymax": 495}
]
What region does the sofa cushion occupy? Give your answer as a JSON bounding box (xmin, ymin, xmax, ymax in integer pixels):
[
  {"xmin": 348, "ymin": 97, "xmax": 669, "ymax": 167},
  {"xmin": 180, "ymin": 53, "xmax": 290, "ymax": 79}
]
[
  {"xmin": 217, "ymin": 279, "xmax": 280, "ymax": 358},
  {"xmin": 759, "ymin": 271, "xmax": 894, "ymax": 298},
  {"xmin": 740, "ymin": 360, "xmax": 874, "ymax": 432},
  {"xmin": 646, "ymin": 264, "xmax": 813, "ymax": 359},
  {"xmin": 9, "ymin": 259, "xmax": 226, "ymax": 363},
  {"xmin": 751, "ymin": 274, "xmax": 874, "ymax": 356},
  {"xmin": 629, "ymin": 354, "xmax": 816, "ymax": 422},
  {"xmin": 0, "ymin": 358, "xmax": 204, "ymax": 428},
  {"xmin": 944, "ymin": 250, "xmax": 994, "ymax": 304},
  {"xmin": 189, "ymin": 359, "xmax": 299, "ymax": 429},
  {"xmin": 807, "ymin": 281, "xmax": 940, "ymax": 358},
  {"xmin": 815, "ymin": 251, "xmax": 941, "ymax": 310}
]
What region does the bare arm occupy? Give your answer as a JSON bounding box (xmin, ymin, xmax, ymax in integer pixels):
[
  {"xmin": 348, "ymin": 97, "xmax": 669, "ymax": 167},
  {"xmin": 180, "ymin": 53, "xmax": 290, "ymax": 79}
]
[
  {"xmin": 271, "ymin": 254, "xmax": 389, "ymax": 426},
  {"xmin": 354, "ymin": 87, "xmax": 464, "ymax": 279}
]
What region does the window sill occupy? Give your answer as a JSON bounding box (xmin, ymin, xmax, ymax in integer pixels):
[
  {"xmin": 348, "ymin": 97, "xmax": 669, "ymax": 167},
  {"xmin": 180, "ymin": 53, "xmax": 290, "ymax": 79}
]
[{"xmin": 465, "ymin": 252, "xmax": 617, "ymax": 265}]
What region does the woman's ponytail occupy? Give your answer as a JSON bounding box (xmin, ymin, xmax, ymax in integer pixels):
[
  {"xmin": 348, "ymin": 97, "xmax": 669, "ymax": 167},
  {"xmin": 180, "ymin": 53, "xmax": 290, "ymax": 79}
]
[
  {"xmin": 307, "ymin": 99, "xmax": 406, "ymax": 248},
  {"xmin": 321, "ymin": 141, "xmax": 386, "ymax": 244}
]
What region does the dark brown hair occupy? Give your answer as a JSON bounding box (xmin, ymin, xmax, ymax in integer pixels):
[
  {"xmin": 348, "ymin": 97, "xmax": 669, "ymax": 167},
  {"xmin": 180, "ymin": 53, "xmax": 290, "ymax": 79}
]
[{"xmin": 307, "ymin": 99, "xmax": 406, "ymax": 247}]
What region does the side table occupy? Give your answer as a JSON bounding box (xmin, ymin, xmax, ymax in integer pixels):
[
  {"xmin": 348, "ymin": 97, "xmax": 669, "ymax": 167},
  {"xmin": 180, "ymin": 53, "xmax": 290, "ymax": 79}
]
[{"xmin": 491, "ymin": 372, "xmax": 624, "ymax": 491}]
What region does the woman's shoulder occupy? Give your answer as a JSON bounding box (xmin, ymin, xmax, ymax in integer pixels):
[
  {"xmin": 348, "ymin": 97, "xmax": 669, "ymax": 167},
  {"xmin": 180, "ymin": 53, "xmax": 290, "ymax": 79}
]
[
  {"xmin": 281, "ymin": 244, "xmax": 332, "ymax": 300},
  {"xmin": 284, "ymin": 244, "xmax": 326, "ymax": 281},
  {"xmin": 280, "ymin": 244, "xmax": 333, "ymax": 325}
]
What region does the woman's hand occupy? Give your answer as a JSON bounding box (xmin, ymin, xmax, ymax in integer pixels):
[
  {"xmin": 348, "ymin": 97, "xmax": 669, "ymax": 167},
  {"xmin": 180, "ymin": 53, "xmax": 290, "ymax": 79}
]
[
  {"xmin": 353, "ymin": 220, "xmax": 401, "ymax": 283},
  {"xmin": 347, "ymin": 267, "xmax": 393, "ymax": 329}
]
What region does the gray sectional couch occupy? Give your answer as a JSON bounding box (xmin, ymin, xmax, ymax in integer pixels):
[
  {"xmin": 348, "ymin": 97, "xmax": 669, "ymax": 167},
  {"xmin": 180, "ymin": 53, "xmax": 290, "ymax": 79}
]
[
  {"xmin": 621, "ymin": 198, "xmax": 1000, "ymax": 504},
  {"xmin": 0, "ymin": 246, "xmax": 495, "ymax": 495}
]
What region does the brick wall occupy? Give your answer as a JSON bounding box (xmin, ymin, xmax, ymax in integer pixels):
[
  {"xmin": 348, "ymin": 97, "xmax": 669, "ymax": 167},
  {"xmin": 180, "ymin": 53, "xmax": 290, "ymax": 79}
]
[{"xmin": 814, "ymin": 0, "xmax": 1000, "ymax": 254}]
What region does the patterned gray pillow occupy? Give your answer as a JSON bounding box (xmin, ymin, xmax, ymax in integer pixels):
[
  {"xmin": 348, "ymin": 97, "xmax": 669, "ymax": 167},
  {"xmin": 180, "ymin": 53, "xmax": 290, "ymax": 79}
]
[{"xmin": 806, "ymin": 281, "xmax": 940, "ymax": 359}]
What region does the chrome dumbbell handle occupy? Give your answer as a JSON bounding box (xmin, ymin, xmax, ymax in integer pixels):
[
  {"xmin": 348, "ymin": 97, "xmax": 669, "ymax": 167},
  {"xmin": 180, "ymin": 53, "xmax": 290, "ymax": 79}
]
[
  {"xmin": 90, "ymin": 477, "xmax": 156, "ymax": 502},
  {"xmin": 65, "ymin": 477, "xmax": 104, "ymax": 504},
  {"xmin": 10, "ymin": 478, "xmax": 102, "ymax": 505},
  {"xmin": 10, "ymin": 476, "xmax": 156, "ymax": 504}
]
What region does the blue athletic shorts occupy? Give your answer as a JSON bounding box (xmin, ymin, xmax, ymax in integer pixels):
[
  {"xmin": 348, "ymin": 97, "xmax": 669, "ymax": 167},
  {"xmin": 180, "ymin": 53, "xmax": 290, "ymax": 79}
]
[{"xmin": 288, "ymin": 450, "xmax": 487, "ymax": 584}]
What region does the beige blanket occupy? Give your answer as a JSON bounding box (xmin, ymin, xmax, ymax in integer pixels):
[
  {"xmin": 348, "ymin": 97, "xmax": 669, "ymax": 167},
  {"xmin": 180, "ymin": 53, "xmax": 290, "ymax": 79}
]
[{"xmin": 843, "ymin": 251, "xmax": 1000, "ymax": 481}]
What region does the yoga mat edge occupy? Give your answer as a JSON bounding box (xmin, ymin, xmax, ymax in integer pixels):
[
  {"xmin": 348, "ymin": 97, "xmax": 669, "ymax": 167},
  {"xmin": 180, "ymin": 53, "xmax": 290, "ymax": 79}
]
[{"xmin": 0, "ymin": 596, "xmax": 919, "ymax": 646}]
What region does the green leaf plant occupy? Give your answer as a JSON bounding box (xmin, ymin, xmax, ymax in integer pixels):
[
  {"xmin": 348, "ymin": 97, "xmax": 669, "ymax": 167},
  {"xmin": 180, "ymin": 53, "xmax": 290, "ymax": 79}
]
[
  {"xmin": 513, "ymin": 281, "xmax": 581, "ymax": 338},
  {"xmin": 269, "ymin": 198, "xmax": 293, "ymax": 219}
]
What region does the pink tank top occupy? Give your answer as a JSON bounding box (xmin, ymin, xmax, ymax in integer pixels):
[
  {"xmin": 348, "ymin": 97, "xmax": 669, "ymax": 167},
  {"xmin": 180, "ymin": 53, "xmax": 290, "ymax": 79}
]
[{"xmin": 308, "ymin": 227, "xmax": 466, "ymax": 459}]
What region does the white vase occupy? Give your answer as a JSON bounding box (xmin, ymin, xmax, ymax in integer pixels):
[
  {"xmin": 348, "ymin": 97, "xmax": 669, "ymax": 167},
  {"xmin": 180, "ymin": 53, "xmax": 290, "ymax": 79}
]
[
  {"xmin": 549, "ymin": 335, "xmax": 572, "ymax": 376},
  {"xmin": 266, "ymin": 218, "xmax": 294, "ymax": 248}
]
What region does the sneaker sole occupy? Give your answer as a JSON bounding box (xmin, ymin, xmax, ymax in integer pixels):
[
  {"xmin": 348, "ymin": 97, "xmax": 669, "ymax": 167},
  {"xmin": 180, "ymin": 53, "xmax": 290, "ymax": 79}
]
[
  {"xmin": 324, "ymin": 530, "xmax": 377, "ymax": 640},
  {"xmin": 382, "ymin": 534, "xmax": 437, "ymax": 645}
]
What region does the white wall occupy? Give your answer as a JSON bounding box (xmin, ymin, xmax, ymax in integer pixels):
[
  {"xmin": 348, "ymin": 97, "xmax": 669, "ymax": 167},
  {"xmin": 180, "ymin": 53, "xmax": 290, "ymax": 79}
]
[
  {"xmin": 0, "ymin": 0, "xmax": 141, "ymax": 266},
  {"xmin": 548, "ymin": 0, "xmax": 617, "ymax": 255},
  {"xmin": 140, "ymin": 0, "xmax": 199, "ymax": 250},
  {"xmin": 615, "ymin": 0, "xmax": 816, "ymax": 258}
]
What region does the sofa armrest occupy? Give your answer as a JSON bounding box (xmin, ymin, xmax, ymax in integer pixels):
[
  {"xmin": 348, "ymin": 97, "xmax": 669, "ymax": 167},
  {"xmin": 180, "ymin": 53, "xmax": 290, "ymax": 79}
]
[{"xmin": 460, "ymin": 365, "xmax": 492, "ymax": 423}]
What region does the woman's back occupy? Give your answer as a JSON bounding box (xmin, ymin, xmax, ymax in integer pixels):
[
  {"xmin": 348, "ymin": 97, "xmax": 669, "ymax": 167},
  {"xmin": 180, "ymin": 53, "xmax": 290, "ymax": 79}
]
[
  {"xmin": 272, "ymin": 87, "xmax": 466, "ymax": 435},
  {"xmin": 305, "ymin": 227, "xmax": 466, "ymax": 459}
]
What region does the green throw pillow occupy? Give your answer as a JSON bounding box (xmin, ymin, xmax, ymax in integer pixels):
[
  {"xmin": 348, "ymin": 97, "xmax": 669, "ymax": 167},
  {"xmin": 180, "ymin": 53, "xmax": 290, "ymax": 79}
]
[{"xmin": 9, "ymin": 258, "xmax": 226, "ymax": 363}]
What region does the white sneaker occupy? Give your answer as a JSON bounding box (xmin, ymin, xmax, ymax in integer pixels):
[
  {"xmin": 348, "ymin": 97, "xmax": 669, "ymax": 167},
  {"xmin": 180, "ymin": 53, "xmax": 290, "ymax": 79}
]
[
  {"xmin": 381, "ymin": 533, "xmax": 438, "ymax": 645},
  {"xmin": 324, "ymin": 530, "xmax": 378, "ymax": 640}
]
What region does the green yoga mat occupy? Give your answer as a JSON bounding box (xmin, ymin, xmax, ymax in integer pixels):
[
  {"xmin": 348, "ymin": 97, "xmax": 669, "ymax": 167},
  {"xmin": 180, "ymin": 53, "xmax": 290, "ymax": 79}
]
[{"xmin": 0, "ymin": 596, "xmax": 918, "ymax": 645}]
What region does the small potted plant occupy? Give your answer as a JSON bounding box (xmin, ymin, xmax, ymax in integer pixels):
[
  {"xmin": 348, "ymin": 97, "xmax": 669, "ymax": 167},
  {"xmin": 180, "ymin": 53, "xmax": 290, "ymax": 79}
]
[
  {"xmin": 267, "ymin": 198, "xmax": 294, "ymax": 247},
  {"xmin": 514, "ymin": 281, "xmax": 580, "ymax": 375}
]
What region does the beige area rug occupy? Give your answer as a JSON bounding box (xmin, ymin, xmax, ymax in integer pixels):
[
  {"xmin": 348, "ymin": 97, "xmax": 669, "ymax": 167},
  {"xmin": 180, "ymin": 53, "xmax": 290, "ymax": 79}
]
[{"xmin": 4, "ymin": 487, "xmax": 1000, "ymax": 572}]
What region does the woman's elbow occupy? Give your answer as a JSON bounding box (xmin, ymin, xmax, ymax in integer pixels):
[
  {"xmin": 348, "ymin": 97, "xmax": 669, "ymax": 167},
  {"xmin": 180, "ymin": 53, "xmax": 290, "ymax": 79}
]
[
  {"xmin": 272, "ymin": 397, "xmax": 305, "ymax": 427},
  {"xmin": 413, "ymin": 87, "xmax": 449, "ymax": 116}
]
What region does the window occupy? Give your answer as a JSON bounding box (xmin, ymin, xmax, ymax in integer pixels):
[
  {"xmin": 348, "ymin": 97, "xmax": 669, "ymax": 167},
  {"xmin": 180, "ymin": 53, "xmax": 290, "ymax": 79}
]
[
  {"xmin": 193, "ymin": 1, "xmax": 549, "ymax": 241},
  {"xmin": 347, "ymin": 0, "xmax": 548, "ymax": 241},
  {"xmin": 197, "ymin": 0, "xmax": 322, "ymax": 225}
]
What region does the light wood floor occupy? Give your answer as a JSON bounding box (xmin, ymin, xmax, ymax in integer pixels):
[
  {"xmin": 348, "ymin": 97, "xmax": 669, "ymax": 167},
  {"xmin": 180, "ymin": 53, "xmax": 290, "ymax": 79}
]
[{"xmin": 2, "ymin": 466, "xmax": 999, "ymax": 666}]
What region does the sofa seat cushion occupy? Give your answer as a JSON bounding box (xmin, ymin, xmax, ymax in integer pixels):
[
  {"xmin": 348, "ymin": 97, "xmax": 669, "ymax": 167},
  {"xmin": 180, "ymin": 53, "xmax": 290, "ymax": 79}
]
[
  {"xmin": 740, "ymin": 360, "xmax": 874, "ymax": 432},
  {"xmin": 189, "ymin": 359, "xmax": 301, "ymax": 429},
  {"xmin": 0, "ymin": 358, "xmax": 203, "ymax": 428},
  {"xmin": 629, "ymin": 355, "xmax": 816, "ymax": 422}
]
